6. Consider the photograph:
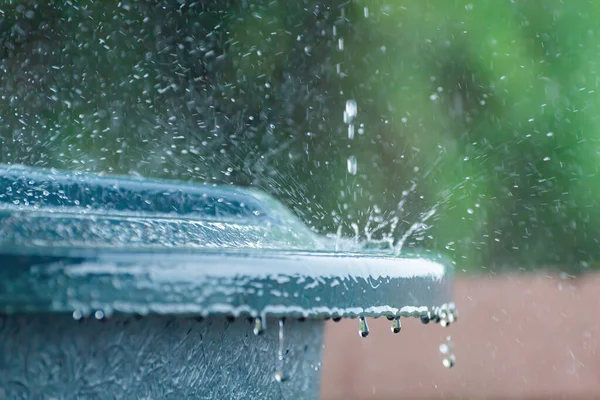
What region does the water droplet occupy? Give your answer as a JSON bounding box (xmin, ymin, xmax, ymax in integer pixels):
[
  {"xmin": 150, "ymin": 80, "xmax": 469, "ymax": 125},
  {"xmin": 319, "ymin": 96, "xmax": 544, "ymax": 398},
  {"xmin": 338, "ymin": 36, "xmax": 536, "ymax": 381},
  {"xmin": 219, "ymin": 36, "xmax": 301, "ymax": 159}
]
[
  {"xmin": 391, "ymin": 317, "xmax": 401, "ymax": 333},
  {"xmin": 364, "ymin": 6, "xmax": 369, "ymax": 18},
  {"xmin": 253, "ymin": 317, "xmax": 265, "ymax": 335},
  {"xmin": 439, "ymin": 336, "xmax": 455, "ymax": 368},
  {"xmin": 442, "ymin": 355, "xmax": 456, "ymax": 368},
  {"xmin": 274, "ymin": 319, "xmax": 289, "ymax": 382},
  {"xmin": 420, "ymin": 312, "xmax": 431, "ymax": 325},
  {"xmin": 345, "ymin": 99, "xmax": 357, "ymax": 118},
  {"xmin": 348, "ymin": 123, "xmax": 355, "ymax": 139},
  {"xmin": 72, "ymin": 310, "xmax": 83, "ymax": 320},
  {"xmin": 338, "ymin": 38, "xmax": 344, "ymax": 51},
  {"xmin": 347, "ymin": 156, "xmax": 357, "ymax": 175},
  {"xmin": 94, "ymin": 309, "xmax": 105, "ymax": 320},
  {"xmin": 467, "ymin": 208, "xmax": 474, "ymax": 214},
  {"xmin": 358, "ymin": 316, "xmax": 369, "ymax": 338}
]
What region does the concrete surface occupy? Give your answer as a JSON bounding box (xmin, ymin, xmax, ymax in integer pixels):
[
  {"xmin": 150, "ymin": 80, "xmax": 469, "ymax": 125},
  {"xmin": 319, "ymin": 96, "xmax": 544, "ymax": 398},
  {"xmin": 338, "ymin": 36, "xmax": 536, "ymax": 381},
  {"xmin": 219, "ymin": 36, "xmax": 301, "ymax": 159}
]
[{"xmin": 321, "ymin": 273, "xmax": 600, "ymax": 399}]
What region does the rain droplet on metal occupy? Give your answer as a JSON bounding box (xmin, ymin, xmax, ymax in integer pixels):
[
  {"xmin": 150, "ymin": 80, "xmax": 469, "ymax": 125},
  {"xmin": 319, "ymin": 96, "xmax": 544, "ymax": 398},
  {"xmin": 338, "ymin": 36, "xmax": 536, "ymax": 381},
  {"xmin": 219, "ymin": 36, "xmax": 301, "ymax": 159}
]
[
  {"xmin": 391, "ymin": 316, "xmax": 401, "ymax": 334},
  {"xmin": 253, "ymin": 317, "xmax": 265, "ymax": 336},
  {"xmin": 72, "ymin": 310, "xmax": 83, "ymax": 320},
  {"xmin": 358, "ymin": 316, "xmax": 369, "ymax": 338},
  {"xmin": 94, "ymin": 309, "xmax": 105, "ymax": 320},
  {"xmin": 274, "ymin": 319, "xmax": 289, "ymax": 382}
]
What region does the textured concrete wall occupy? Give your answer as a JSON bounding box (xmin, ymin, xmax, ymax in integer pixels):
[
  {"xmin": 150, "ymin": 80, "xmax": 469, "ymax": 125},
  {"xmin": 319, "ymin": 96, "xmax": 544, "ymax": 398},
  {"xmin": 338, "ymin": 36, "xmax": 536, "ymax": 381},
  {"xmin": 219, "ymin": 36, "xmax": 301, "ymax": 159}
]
[{"xmin": 321, "ymin": 273, "xmax": 600, "ymax": 399}]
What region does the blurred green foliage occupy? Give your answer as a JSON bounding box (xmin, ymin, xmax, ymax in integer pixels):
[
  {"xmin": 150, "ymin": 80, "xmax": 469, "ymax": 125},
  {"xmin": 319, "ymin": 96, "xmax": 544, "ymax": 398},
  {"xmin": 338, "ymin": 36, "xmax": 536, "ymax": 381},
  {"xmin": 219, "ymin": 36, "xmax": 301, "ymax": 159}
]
[{"xmin": 1, "ymin": 0, "xmax": 599, "ymax": 273}]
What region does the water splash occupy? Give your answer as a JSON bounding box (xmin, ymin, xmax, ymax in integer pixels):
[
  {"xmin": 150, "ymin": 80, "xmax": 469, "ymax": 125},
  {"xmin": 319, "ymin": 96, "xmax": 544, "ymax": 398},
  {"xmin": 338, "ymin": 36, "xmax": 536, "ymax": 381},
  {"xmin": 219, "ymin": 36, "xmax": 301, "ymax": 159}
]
[{"xmin": 394, "ymin": 207, "xmax": 436, "ymax": 255}]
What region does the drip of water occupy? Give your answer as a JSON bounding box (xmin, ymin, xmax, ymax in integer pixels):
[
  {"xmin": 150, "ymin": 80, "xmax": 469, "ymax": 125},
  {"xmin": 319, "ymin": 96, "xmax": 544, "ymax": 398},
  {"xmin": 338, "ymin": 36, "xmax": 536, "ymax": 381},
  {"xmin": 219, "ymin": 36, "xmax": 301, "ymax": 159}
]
[
  {"xmin": 439, "ymin": 336, "xmax": 455, "ymax": 368},
  {"xmin": 347, "ymin": 156, "xmax": 357, "ymax": 175},
  {"xmin": 438, "ymin": 302, "xmax": 457, "ymax": 327},
  {"xmin": 274, "ymin": 319, "xmax": 289, "ymax": 382},
  {"xmin": 344, "ymin": 99, "xmax": 357, "ymax": 122},
  {"xmin": 391, "ymin": 316, "xmax": 401, "ymax": 333},
  {"xmin": 253, "ymin": 317, "xmax": 265, "ymax": 336},
  {"xmin": 358, "ymin": 316, "xmax": 369, "ymax": 338}
]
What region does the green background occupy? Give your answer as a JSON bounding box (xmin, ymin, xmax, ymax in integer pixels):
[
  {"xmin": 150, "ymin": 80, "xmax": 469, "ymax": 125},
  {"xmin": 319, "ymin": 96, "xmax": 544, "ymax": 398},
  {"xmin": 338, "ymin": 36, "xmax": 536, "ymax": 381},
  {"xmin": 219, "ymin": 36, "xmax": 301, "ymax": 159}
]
[{"xmin": 1, "ymin": 0, "xmax": 598, "ymax": 273}]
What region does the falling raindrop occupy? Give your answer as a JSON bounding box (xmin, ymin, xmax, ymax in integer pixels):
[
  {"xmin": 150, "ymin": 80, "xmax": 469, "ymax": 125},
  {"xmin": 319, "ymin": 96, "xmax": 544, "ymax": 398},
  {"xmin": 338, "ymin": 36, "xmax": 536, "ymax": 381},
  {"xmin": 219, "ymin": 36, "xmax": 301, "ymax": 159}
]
[
  {"xmin": 345, "ymin": 99, "xmax": 358, "ymax": 122},
  {"xmin": 439, "ymin": 336, "xmax": 456, "ymax": 368},
  {"xmin": 347, "ymin": 156, "xmax": 357, "ymax": 175},
  {"xmin": 253, "ymin": 316, "xmax": 265, "ymax": 335},
  {"xmin": 338, "ymin": 38, "xmax": 344, "ymax": 51},
  {"xmin": 358, "ymin": 316, "xmax": 369, "ymax": 338},
  {"xmin": 391, "ymin": 316, "xmax": 401, "ymax": 333},
  {"xmin": 348, "ymin": 123, "xmax": 355, "ymax": 139},
  {"xmin": 274, "ymin": 319, "xmax": 289, "ymax": 382}
]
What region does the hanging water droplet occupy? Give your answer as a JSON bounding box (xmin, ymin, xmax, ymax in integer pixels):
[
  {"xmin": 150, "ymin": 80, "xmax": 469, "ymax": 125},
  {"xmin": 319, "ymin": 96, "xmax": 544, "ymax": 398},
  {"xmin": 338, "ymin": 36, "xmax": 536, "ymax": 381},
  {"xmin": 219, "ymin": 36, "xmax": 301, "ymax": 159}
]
[
  {"xmin": 94, "ymin": 309, "xmax": 105, "ymax": 320},
  {"xmin": 391, "ymin": 316, "xmax": 401, "ymax": 333},
  {"xmin": 72, "ymin": 309, "xmax": 83, "ymax": 320},
  {"xmin": 447, "ymin": 302, "xmax": 458, "ymax": 323},
  {"xmin": 347, "ymin": 156, "xmax": 357, "ymax": 175},
  {"xmin": 253, "ymin": 317, "xmax": 265, "ymax": 335},
  {"xmin": 438, "ymin": 303, "xmax": 453, "ymax": 327},
  {"xmin": 274, "ymin": 319, "xmax": 289, "ymax": 382},
  {"xmin": 358, "ymin": 316, "xmax": 369, "ymax": 338},
  {"xmin": 439, "ymin": 336, "xmax": 455, "ymax": 368}
]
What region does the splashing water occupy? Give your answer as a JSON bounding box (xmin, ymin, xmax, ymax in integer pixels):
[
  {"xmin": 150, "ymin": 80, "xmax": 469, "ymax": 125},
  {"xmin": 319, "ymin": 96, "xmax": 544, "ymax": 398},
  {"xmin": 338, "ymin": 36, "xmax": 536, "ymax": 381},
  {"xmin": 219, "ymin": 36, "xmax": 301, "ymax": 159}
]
[{"xmin": 347, "ymin": 156, "xmax": 357, "ymax": 175}]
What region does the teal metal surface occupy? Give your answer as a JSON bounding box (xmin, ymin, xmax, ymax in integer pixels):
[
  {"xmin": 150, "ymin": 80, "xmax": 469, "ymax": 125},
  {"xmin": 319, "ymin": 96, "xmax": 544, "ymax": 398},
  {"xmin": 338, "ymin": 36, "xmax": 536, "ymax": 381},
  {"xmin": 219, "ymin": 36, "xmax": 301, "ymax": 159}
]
[
  {"xmin": 0, "ymin": 164, "xmax": 453, "ymax": 320},
  {"xmin": 0, "ymin": 164, "xmax": 455, "ymax": 399}
]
